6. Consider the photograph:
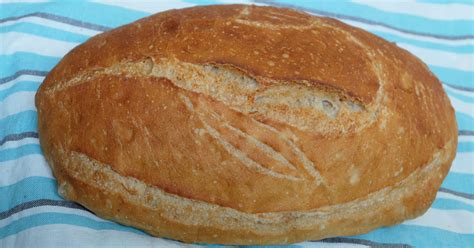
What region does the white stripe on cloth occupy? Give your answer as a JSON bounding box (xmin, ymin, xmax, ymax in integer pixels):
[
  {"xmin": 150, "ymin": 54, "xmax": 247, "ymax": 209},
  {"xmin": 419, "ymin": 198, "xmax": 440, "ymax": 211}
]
[
  {"xmin": 0, "ymin": 75, "xmax": 43, "ymax": 91},
  {"xmin": 436, "ymin": 191, "xmax": 474, "ymax": 207},
  {"xmin": 404, "ymin": 208, "xmax": 474, "ymax": 234},
  {"xmin": 0, "ymin": 32, "xmax": 78, "ymax": 57},
  {"xmin": 0, "ymin": 137, "xmax": 38, "ymax": 151},
  {"xmin": 0, "ymin": 154, "xmax": 52, "ymax": 187},
  {"xmin": 450, "ymin": 152, "xmax": 474, "ymax": 174},
  {"xmin": 352, "ymin": 0, "xmax": 474, "ymax": 21},
  {"xmin": 0, "ymin": 91, "xmax": 36, "ymax": 119},
  {"xmin": 0, "ymin": 16, "xmax": 101, "ymax": 37},
  {"xmin": 397, "ymin": 43, "xmax": 473, "ymax": 71},
  {"xmin": 459, "ymin": 136, "xmax": 474, "ymax": 143},
  {"xmin": 0, "ymin": 224, "xmax": 204, "ymax": 248}
]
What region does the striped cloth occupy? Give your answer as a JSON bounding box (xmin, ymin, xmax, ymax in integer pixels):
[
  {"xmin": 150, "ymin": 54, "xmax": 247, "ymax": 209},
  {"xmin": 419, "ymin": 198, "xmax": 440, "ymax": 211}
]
[{"xmin": 1, "ymin": 0, "xmax": 473, "ymax": 247}]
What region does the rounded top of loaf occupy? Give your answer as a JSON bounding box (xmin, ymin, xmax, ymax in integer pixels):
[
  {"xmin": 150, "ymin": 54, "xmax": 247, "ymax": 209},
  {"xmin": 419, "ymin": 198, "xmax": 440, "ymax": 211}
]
[
  {"xmin": 42, "ymin": 4, "xmax": 381, "ymax": 103},
  {"xmin": 36, "ymin": 4, "xmax": 457, "ymax": 216}
]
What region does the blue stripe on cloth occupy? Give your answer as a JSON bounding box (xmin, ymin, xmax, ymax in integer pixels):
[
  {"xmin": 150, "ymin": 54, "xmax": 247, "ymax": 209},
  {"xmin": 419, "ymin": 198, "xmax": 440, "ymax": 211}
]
[
  {"xmin": 0, "ymin": 22, "xmax": 90, "ymax": 43},
  {"xmin": 0, "ymin": 53, "xmax": 59, "ymax": 76},
  {"xmin": 0, "ymin": 111, "xmax": 37, "ymax": 140},
  {"xmin": 0, "ymin": 144, "xmax": 42, "ymax": 163},
  {"xmin": 352, "ymin": 225, "xmax": 474, "ymax": 247},
  {"xmin": 0, "ymin": 212, "xmax": 145, "ymax": 239},
  {"xmin": 458, "ymin": 142, "xmax": 474, "ymax": 153},
  {"xmin": 0, "ymin": 177, "xmax": 60, "ymax": 212},
  {"xmin": 442, "ymin": 172, "xmax": 473, "ymax": 195},
  {"xmin": 261, "ymin": 0, "xmax": 474, "ymax": 37},
  {"xmin": 431, "ymin": 198, "xmax": 474, "ymax": 212},
  {"xmin": 456, "ymin": 112, "xmax": 474, "ymax": 132},
  {"xmin": 1, "ymin": 2, "xmax": 147, "ymax": 28},
  {"xmin": 0, "ymin": 81, "xmax": 40, "ymax": 101},
  {"xmin": 430, "ymin": 66, "xmax": 474, "ymax": 89}
]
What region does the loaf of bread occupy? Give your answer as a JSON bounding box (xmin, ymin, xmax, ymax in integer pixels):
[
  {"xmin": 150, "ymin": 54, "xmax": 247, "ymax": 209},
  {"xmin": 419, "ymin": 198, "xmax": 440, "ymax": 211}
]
[{"xmin": 35, "ymin": 4, "xmax": 457, "ymax": 245}]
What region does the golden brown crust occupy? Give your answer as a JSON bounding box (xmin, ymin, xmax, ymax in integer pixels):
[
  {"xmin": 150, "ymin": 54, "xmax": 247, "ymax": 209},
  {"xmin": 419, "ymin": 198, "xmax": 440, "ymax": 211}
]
[
  {"xmin": 36, "ymin": 4, "xmax": 457, "ymax": 244},
  {"xmin": 39, "ymin": 5, "xmax": 380, "ymax": 103}
]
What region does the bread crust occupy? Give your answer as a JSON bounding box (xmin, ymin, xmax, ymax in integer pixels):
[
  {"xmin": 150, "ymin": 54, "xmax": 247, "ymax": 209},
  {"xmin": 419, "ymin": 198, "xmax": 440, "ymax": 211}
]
[{"xmin": 35, "ymin": 4, "xmax": 457, "ymax": 244}]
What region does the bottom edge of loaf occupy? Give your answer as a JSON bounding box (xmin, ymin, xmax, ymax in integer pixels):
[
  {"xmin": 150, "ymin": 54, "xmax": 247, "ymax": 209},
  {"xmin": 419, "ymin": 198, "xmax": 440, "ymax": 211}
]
[{"xmin": 44, "ymin": 139, "xmax": 454, "ymax": 245}]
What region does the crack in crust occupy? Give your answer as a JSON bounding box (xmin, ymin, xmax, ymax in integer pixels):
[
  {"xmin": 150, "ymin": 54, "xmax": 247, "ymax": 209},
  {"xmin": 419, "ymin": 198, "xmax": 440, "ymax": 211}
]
[{"xmin": 42, "ymin": 57, "xmax": 379, "ymax": 135}]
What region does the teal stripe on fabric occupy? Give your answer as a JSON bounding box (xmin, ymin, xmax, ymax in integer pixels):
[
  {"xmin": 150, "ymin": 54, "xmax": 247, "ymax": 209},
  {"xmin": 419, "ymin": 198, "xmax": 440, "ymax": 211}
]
[
  {"xmin": 442, "ymin": 172, "xmax": 473, "ymax": 195},
  {"xmin": 430, "ymin": 66, "xmax": 474, "ymax": 88},
  {"xmin": 432, "ymin": 198, "xmax": 474, "ymax": 212},
  {"xmin": 1, "ymin": 53, "xmax": 59, "ymax": 76},
  {"xmin": 353, "ymin": 225, "xmax": 474, "ymax": 247},
  {"xmin": 431, "ymin": 198, "xmax": 474, "ymax": 213},
  {"xmin": 1, "ymin": 2, "xmax": 148, "ymax": 28},
  {"xmin": 0, "ymin": 212, "xmax": 145, "ymax": 239},
  {"xmin": 456, "ymin": 112, "xmax": 474, "ymax": 132},
  {"xmin": 458, "ymin": 142, "xmax": 474, "ymax": 153},
  {"xmin": 0, "ymin": 144, "xmax": 41, "ymax": 162},
  {"xmin": 371, "ymin": 30, "xmax": 474, "ymax": 54},
  {"xmin": 0, "ymin": 111, "xmax": 37, "ymax": 140},
  {"xmin": 445, "ymin": 88, "xmax": 474, "ymax": 103},
  {"xmin": 0, "ymin": 23, "xmax": 90, "ymax": 43},
  {"xmin": 0, "ymin": 81, "xmax": 40, "ymax": 101},
  {"xmin": 0, "ymin": 144, "xmax": 42, "ymax": 163},
  {"xmin": 0, "ymin": 177, "xmax": 60, "ymax": 212},
  {"xmin": 268, "ymin": 0, "xmax": 474, "ymax": 36}
]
